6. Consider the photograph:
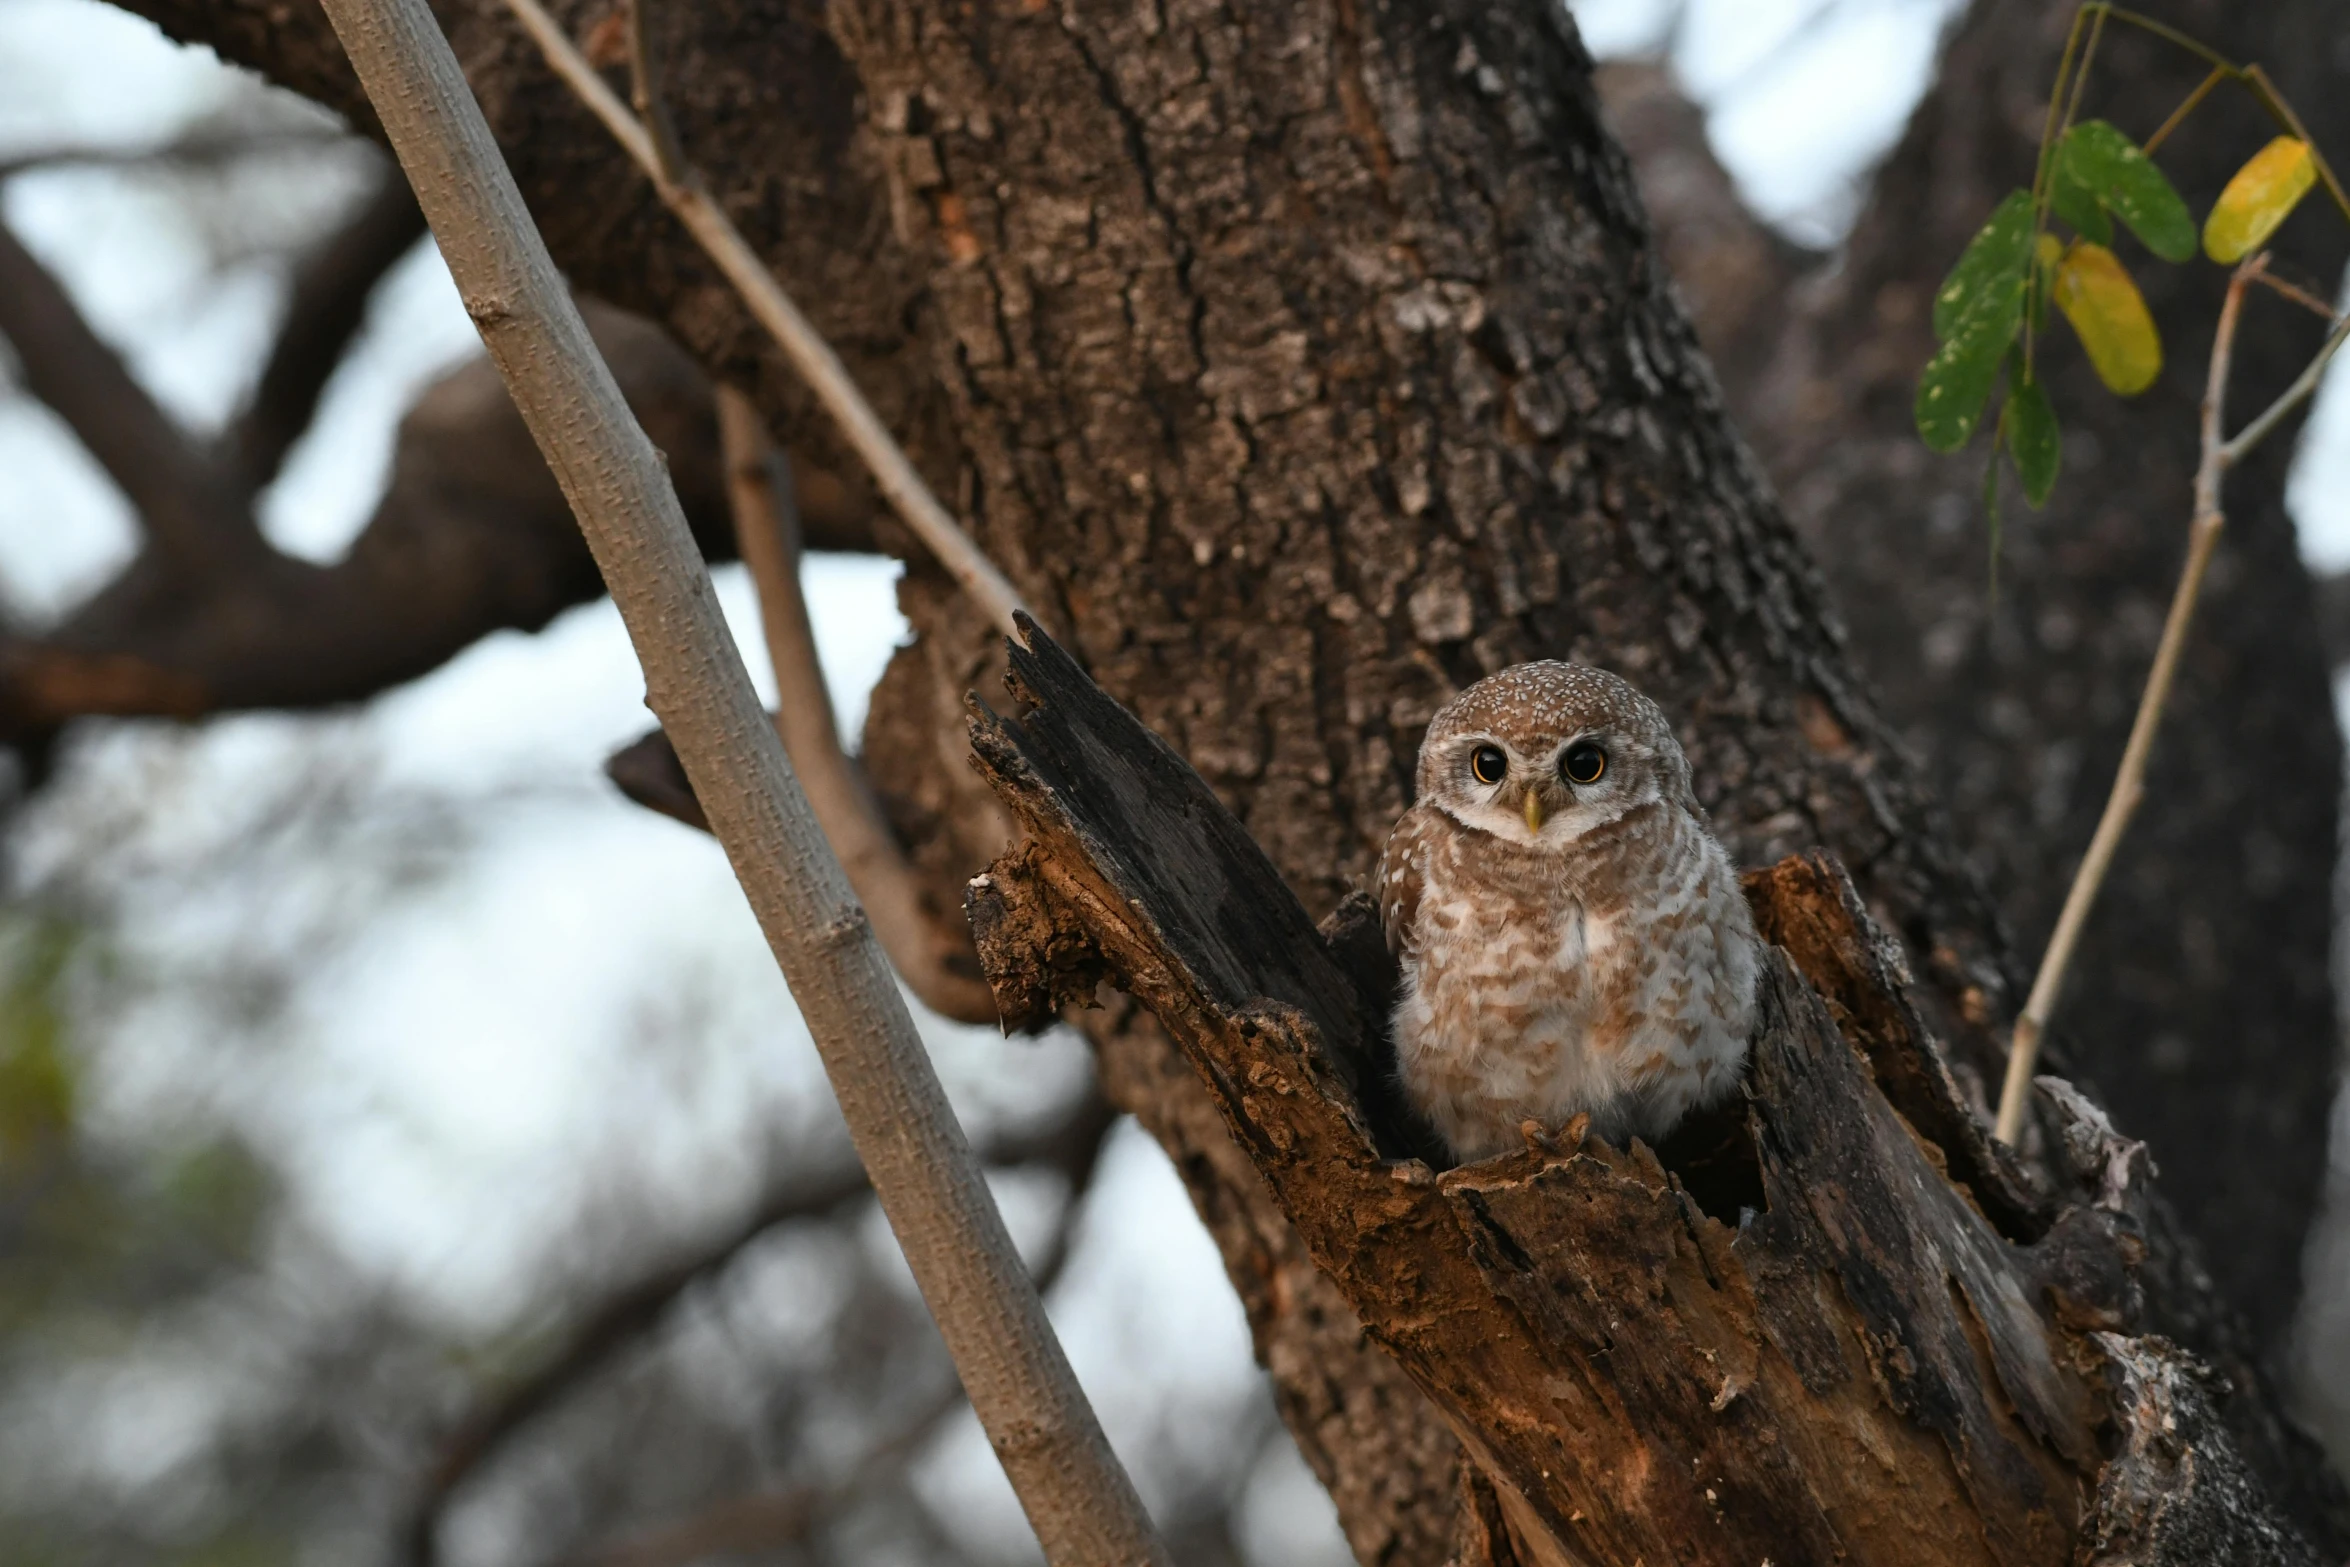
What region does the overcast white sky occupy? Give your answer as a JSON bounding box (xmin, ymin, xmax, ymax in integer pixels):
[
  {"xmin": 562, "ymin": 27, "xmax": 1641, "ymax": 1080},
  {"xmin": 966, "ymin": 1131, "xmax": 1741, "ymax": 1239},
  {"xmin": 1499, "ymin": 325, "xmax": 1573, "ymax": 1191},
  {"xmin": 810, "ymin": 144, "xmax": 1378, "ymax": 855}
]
[{"xmin": 3, "ymin": 0, "xmax": 2349, "ymax": 1558}]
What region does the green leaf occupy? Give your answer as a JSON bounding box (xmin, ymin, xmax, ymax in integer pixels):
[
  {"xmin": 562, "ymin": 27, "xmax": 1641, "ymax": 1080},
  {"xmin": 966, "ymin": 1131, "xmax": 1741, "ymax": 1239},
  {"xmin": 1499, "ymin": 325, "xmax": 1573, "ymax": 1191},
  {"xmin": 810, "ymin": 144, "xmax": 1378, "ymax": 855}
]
[
  {"xmin": 2006, "ymin": 367, "xmax": 2061, "ymax": 507},
  {"xmin": 2205, "ymin": 136, "xmax": 2319, "ymax": 263},
  {"xmin": 2050, "ymin": 158, "xmax": 2113, "ymax": 246},
  {"xmin": 1917, "ymin": 269, "xmax": 2025, "ymax": 451},
  {"xmin": 2053, "ymin": 241, "xmax": 2163, "ymax": 395},
  {"xmin": 2059, "ymin": 120, "xmax": 2196, "ymax": 263},
  {"xmin": 1932, "ymin": 189, "xmax": 2036, "ymax": 341}
]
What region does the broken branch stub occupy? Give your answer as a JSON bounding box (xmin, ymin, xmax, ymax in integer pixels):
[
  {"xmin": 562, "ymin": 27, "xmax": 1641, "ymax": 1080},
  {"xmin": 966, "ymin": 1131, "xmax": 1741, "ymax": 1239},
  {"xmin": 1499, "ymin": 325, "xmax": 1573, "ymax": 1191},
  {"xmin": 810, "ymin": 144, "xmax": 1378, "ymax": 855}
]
[{"xmin": 963, "ymin": 618, "xmax": 2317, "ymax": 1567}]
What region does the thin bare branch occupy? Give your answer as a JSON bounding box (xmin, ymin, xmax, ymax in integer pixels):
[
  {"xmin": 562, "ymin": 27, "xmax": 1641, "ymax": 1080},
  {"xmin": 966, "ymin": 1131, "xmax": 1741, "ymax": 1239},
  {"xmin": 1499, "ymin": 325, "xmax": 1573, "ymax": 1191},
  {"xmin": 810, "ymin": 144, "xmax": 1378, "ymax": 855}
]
[
  {"xmin": 571, "ymin": 1481, "xmax": 837, "ymax": 1567},
  {"xmin": 227, "ymin": 169, "xmax": 428, "ymax": 490},
  {"xmin": 495, "ymin": 0, "xmax": 1027, "ymax": 636},
  {"xmin": 399, "ymin": 1163, "xmax": 869, "ymax": 1566},
  {"xmin": 308, "ymin": 4, "xmax": 1167, "ymax": 1565},
  {"xmin": 2244, "ymin": 265, "xmax": 2339, "ymax": 323},
  {"xmin": 2221, "ymin": 307, "xmax": 2350, "ymax": 464},
  {"xmin": 622, "ymin": 0, "xmax": 688, "ymax": 191},
  {"xmin": 1996, "ymin": 258, "xmax": 2261, "ymax": 1143},
  {"xmin": 569, "ymin": 1372, "xmax": 973, "ymax": 1567},
  {"xmin": 718, "ymin": 385, "xmax": 1000, "ymax": 1023},
  {"xmin": 0, "ymin": 220, "xmax": 266, "ymax": 569}
]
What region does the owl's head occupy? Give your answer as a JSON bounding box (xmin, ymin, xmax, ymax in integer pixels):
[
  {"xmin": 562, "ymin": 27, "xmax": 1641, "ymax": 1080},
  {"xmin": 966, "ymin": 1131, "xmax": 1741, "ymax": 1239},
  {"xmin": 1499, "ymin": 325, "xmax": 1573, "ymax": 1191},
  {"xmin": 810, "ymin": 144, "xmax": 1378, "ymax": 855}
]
[{"xmin": 1414, "ymin": 662, "xmax": 1693, "ymax": 850}]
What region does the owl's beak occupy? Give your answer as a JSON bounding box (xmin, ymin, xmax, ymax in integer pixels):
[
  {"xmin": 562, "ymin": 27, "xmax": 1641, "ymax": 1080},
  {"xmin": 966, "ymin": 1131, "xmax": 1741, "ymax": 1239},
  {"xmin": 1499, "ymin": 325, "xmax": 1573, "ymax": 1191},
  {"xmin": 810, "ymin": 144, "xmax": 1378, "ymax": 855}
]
[{"xmin": 1523, "ymin": 790, "xmax": 1546, "ymax": 833}]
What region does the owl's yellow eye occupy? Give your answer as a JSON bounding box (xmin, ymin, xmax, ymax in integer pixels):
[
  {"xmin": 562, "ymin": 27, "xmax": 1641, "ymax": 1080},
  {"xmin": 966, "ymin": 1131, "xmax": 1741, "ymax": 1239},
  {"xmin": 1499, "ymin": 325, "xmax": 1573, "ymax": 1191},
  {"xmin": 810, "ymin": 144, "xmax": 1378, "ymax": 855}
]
[
  {"xmin": 1562, "ymin": 741, "xmax": 1607, "ymax": 785},
  {"xmin": 1469, "ymin": 745, "xmax": 1508, "ymax": 786}
]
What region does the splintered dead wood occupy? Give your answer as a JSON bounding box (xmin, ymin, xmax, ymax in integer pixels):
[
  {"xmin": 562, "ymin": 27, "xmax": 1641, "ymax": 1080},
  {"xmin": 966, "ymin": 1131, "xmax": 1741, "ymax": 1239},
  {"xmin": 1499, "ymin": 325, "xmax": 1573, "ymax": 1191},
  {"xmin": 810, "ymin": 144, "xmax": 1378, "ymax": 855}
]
[{"xmin": 962, "ymin": 618, "xmax": 2318, "ymax": 1567}]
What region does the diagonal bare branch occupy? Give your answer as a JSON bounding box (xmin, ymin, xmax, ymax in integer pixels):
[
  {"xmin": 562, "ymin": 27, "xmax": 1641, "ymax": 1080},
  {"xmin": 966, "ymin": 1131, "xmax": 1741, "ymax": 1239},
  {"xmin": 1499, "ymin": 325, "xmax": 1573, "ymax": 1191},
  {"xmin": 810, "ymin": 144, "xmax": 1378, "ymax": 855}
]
[
  {"xmin": 622, "ymin": 0, "xmax": 688, "ymax": 192},
  {"xmin": 310, "ymin": 1, "xmax": 1168, "ymax": 1562},
  {"xmin": 0, "ymin": 219, "xmax": 266, "ymax": 569},
  {"xmin": 495, "ymin": 0, "xmax": 1028, "ymax": 636},
  {"xmin": 561, "ymin": 1097, "xmax": 1116, "ymax": 1567}
]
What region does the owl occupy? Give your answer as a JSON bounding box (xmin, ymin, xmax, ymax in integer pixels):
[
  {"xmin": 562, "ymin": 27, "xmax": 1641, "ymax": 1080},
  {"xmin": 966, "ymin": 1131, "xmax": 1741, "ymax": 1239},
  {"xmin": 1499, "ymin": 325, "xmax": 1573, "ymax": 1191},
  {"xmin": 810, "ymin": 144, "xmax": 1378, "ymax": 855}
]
[{"xmin": 1375, "ymin": 662, "xmax": 1759, "ymax": 1163}]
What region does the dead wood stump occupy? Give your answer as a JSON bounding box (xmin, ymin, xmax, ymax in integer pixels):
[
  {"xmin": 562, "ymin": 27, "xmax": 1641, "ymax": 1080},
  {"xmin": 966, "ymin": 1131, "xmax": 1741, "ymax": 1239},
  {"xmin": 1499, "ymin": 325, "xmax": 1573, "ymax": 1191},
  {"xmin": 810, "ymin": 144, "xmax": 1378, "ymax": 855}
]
[{"xmin": 962, "ymin": 618, "xmax": 2317, "ymax": 1567}]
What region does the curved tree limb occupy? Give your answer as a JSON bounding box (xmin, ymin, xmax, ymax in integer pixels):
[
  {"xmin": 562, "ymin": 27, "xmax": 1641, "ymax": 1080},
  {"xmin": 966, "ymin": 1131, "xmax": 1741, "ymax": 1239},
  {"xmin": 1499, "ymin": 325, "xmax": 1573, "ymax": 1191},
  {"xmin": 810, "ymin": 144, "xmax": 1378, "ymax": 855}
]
[
  {"xmin": 307, "ymin": 2, "xmax": 1168, "ymax": 1563},
  {"xmin": 0, "ymin": 219, "xmax": 262, "ymax": 571}
]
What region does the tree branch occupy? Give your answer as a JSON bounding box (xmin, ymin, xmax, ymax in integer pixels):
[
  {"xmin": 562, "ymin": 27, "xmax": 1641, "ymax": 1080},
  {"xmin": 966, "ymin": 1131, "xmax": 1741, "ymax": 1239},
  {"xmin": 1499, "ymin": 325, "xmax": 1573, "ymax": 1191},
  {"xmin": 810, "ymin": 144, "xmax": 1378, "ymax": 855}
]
[
  {"xmin": 225, "ymin": 167, "xmax": 428, "ymax": 491},
  {"xmin": 0, "ymin": 299, "xmax": 888, "ymax": 745},
  {"xmin": 0, "ymin": 218, "xmax": 264, "ymax": 569},
  {"xmin": 717, "ymin": 385, "xmax": 998, "ymax": 1023},
  {"xmin": 1997, "ymin": 258, "xmax": 2350, "ymax": 1144},
  {"xmin": 494, "ymin": 0, "xmax": 1028, "ymax": 636},
  {"xmin": 308, "ymin": 3, "xmax": 1168, "ymax": 1564}
]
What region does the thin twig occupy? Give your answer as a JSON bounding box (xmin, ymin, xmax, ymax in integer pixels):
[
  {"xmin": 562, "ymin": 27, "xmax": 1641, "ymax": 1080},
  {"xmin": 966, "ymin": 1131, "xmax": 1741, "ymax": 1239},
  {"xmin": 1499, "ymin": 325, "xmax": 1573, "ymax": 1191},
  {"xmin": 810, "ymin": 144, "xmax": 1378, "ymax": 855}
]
[
  {"xmin": 1995, "ymin": 257, "xmax": 2271, "ymax": 1143},
  {"xmin": 718, "ymin": 385, "xmax": 1001, "ymax": 1023},
  {"xmin": 622, "ymin": 0, "xmax": 688, "ymax": 191},
  {"xmin": 2025, "ymin": 6, "xmax": 2094, "ymax": 382},
  {"xmin": 2221, "ymin": 308, "xmax": 2350, "ymax": 463},
  {"xmin": 307, "ymin": 4, "xmax": 1166, "ymax": 1565},
  {"xmin": 2140, "ymin": 64, "xmax": 2222, "ymax": 156},
  {"xmin": 497, "ymin": 0, "xmax": 1026, "ymax": 636},
  {"xmin": 398, "ymin": 1164, "xmax": 871, "ymax": 1566},
  {"xmin": 2246, "ymin": 267, "xmax": 2341, "ymax": 323}
]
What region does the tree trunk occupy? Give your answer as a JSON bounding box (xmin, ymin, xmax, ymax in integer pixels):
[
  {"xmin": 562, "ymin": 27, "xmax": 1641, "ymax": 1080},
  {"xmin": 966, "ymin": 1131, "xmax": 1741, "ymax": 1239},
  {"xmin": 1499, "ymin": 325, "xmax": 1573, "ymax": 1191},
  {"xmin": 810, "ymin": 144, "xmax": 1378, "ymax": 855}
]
[{"xmin": 106, "ymin": 0, "xmax": 2349, "ymax": 1556}]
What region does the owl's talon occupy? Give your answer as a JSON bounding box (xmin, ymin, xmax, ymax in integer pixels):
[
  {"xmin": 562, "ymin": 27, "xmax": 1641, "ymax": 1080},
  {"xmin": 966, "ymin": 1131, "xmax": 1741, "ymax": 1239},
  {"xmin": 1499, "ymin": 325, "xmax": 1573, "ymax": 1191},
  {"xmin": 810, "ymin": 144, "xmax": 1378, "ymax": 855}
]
[
  {"xmin": 1518, "ymin": 1118, "xmax": 1552, "ymax": 1152},
  {"xmin": 1562, "ymin": 1112, "xmax": 1592, "ymax": 1149}
]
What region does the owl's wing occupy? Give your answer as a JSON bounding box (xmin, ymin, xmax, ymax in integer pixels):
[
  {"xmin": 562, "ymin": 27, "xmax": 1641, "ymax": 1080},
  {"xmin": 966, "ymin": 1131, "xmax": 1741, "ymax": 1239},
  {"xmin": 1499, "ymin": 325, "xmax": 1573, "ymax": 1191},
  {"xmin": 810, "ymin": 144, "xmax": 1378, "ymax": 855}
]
[{"xmin": 1375, "ymin": 804, "xmax": 1437, "ymax": 965}]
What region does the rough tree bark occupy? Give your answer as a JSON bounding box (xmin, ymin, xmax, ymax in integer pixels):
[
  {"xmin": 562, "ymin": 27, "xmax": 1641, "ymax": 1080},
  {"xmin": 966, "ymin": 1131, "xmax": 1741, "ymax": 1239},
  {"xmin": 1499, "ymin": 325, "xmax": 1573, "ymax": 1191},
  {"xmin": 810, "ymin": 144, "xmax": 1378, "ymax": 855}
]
[{"xmin": 97, "ymin": 0, "xmax": 2350, "ymax": 1557}]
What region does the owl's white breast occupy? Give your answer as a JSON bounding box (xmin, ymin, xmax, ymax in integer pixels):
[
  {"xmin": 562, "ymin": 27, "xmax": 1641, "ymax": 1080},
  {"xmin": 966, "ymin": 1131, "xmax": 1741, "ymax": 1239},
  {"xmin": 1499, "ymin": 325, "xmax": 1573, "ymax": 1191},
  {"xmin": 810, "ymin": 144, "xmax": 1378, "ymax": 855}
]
[{"xmin": 1390, "ymin": 803, "xmax": 1756, "ymax": 1162}]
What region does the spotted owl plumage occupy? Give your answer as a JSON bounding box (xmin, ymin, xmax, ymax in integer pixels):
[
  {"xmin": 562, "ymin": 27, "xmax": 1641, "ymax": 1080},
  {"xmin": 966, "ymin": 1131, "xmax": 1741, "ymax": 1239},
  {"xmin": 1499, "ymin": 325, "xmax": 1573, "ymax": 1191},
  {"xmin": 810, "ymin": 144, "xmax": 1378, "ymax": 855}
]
[{"xmin": 1375, "ymin": 662, "xmax": 1759, "ymax": 1162}]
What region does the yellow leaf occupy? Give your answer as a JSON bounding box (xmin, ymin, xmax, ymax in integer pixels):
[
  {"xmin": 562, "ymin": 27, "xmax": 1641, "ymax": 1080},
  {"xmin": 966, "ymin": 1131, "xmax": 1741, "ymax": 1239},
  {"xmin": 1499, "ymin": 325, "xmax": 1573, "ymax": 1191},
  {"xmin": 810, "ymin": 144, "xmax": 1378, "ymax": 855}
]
[
  {"xmin": 2204, "ymin": 136, "xmax": 2318, "ymax": 263},
  {"xmin": 2053, "ymin": 242, "xmax": 2162, "ymax": 395}
]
